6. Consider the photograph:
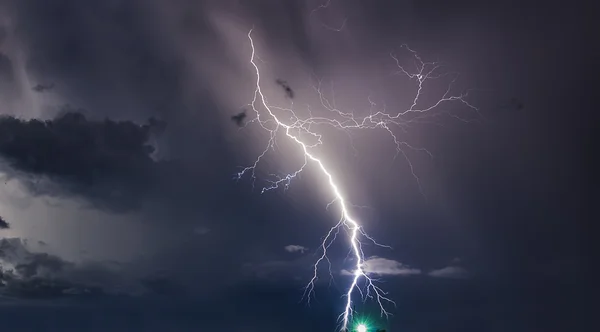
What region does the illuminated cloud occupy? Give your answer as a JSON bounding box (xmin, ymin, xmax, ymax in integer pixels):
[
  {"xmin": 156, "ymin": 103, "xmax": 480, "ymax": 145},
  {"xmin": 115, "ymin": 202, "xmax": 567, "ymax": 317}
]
[
  {"xmin": 341, "ymin": 257, "xmax": 421, "ymax": 276},
  {"xmin": 428, "ymin": 266, "xmax": 469, "ymax": 279},
  {"xmin": 284, "ymin": 245, "xmax": 308, "ymax": 253}
]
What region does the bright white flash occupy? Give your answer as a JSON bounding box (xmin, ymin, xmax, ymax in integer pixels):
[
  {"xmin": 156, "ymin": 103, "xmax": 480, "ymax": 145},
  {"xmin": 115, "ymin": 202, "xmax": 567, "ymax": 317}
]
[{"xmin": 236, "ymin": 29, "xmax": 477, "ymax": 331}]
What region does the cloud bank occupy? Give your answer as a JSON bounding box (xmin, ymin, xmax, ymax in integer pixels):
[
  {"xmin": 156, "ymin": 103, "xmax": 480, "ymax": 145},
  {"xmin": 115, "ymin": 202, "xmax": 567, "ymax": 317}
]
[
  {"xmin": 0, "ymin": 112, "xmax": 169, "ymax": 212},
  {"xmin": 0, "ymin": 238, "xmax": 136, "ymax": 298}
]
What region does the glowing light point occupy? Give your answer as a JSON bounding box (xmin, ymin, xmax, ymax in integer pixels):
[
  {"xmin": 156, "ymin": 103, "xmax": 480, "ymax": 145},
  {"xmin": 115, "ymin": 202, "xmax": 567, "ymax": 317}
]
[{"xmin": 357, "ymin": 324, "xmax": 368, "ymax": 332}]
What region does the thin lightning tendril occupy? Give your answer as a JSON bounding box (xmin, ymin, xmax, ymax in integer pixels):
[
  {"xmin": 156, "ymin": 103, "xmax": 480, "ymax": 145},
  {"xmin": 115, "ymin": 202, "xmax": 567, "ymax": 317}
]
[{"xmin": 236, "ymin": 29, "xmax": 478, "ymax": 331}]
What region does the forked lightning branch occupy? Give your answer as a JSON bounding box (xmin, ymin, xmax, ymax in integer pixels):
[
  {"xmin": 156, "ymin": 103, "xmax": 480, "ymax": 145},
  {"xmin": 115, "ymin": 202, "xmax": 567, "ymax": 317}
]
[{"xmin": 235, "ymin": 29, "xmax": 477, "ymax": 331}]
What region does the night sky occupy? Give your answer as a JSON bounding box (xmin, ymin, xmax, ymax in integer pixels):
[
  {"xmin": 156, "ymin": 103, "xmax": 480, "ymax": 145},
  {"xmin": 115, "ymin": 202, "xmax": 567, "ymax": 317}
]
[{"xmin": 0, "ymin": 0, "xmax": 594, "ymax": 331}]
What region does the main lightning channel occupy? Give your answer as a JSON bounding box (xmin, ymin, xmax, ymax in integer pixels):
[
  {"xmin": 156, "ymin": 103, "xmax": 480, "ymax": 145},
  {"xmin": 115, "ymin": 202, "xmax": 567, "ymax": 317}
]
[
  {"xmin": 240, "ymin": 29, "xmax": 388, "ymax": 331},
  {"xmin": 237, "ymin": 28, "xmax": 477, "ymax": 332}
]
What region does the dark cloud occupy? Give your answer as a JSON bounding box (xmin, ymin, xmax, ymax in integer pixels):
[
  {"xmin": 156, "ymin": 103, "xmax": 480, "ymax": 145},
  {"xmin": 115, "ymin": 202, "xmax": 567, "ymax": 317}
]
[
  {"xmin": 230, "ymin": 109, "xmax": 247, "ymax": 127},
  {"xmin": 275, "ymin": 79, "xmax": 294, "ymax": 99},
  {"xmin": 31, "ymin": 83, "xmax": 54, "ymax": 93},
  {"xmin": 0, "ymin": 216, "xmax": 9, "ymax": 229},
  {"xmin": 0, "ymin": 112, "xmax": 169, "ymax": 212},
  {"xmin": 0, "ymin": 238, "xmax": 165, "ymax": 299}
]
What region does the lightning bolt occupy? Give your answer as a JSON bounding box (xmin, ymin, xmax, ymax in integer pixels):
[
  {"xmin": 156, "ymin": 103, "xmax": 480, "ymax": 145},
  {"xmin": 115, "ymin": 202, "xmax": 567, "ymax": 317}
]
[{"xmin": 236, "ymin": 28, "xmax": 477, "ymax": 331}]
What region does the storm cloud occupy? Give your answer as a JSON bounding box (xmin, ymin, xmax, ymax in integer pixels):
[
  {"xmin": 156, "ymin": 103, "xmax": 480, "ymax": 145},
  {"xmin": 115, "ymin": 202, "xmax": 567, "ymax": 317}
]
[
  {"xmin": 0, "ymin": 237, "xmax": 163, "ymax": 299},
  {"xmin": 0, "ymin": 112, "xmax": 169, "ymax": 212}
]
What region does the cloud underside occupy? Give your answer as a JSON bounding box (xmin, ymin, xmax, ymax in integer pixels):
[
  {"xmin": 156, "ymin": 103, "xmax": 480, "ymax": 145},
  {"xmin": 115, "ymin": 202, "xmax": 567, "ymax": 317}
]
[
  {"xmin": 0, "ymin": 112, "xmax": 168, "ymax": 212},
  {"xmin": 0, "ymin": 238, "xmax": 175, "ymax": 299}
]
